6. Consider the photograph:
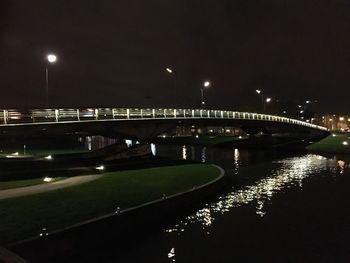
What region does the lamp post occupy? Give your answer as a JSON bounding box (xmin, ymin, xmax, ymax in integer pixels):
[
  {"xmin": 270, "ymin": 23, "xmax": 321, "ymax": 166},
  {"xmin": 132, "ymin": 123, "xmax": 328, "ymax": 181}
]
[
  {"xmin": 165, "ymin": 67, "xmax": 177, "ymax": 107},
  {"xmin": 255, "ymin": 89, "xmax": 264, "ymax": 112},
  {"xmin": 45, "ymin": 54, "xmax": 57, "ymax": 108},
  {"xmin": 201, "ymin": 81, "xmax": 210, "ymax": 107},
  {"xmin": 264, "ymin": 97, "xmax": 271, "ymax": 113}
]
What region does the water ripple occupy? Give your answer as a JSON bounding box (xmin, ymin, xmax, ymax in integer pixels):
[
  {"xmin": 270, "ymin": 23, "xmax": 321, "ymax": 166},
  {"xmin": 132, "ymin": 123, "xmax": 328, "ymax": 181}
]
[{"xmin": 166, "ymin": 154, "xmax": 344, "ymax": 235}]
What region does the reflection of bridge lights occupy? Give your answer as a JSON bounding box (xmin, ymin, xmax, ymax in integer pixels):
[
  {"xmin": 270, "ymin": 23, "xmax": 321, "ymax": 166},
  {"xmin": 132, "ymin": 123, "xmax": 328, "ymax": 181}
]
[
  {"xmin": 234, "ymin": 148, "xmax": 240, "ymax": 162},
  {"xmin": 151, "ymin": 143, "xmax": 156, "ymax": 156},
  {"xmin": 234, "ymin": 148, "xmax": 240, "ymax": 174},
  {"xmin": 256, "ymin": 200, "xmax": 266, "ymax": 217},
  {"xmin": 167, "ymin": 154, "xmax": 330, "ymax": 234},
  {"xmin": 338, "ymin": 160, "xmax": 345, "ymax": 174},
  {"xmin": 182, "ymin": 145, "xmax": 187, "ymax": 160},
  {"xmin": 201, "ymin": 147, "xmax": 206, "ymax": 163},
  {"xmin": 168, "ymin": 247, "xmax": 176, "ymax": 261}
]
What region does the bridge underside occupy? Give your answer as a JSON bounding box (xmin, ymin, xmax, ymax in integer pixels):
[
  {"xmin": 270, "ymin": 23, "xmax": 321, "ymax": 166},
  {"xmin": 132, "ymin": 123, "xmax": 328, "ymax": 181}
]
[{"xmin": 0, "ymin": 118, "xmax": 329, "ymax": 145}]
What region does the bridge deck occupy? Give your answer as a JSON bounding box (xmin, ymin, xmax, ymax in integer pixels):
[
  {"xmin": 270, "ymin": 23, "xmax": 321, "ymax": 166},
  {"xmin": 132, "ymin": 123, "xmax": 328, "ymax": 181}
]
[{"xmin": 0, "ymin": 108, "xmax": 327, "ymax": 131}]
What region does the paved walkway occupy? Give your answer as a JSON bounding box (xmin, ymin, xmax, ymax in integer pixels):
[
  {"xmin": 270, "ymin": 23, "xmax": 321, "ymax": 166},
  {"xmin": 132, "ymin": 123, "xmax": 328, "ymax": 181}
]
[{"xmin": 0, "ymin": 174, "xmax": 103, "ymax": 200}]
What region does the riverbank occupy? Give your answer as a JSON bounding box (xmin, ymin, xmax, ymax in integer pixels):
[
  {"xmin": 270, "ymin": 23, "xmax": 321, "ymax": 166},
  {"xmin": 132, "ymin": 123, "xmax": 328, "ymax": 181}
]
[
  {"xmin": 4, "ymin": 164, "xmax": 225, "ymax": 263},
  {"xmin": 0, "ymin": 164, "xmax": 223, "ymax": 246},
  {"xmin": 307, "ymin": 133, "xmax": 350, "ymax": 154}
]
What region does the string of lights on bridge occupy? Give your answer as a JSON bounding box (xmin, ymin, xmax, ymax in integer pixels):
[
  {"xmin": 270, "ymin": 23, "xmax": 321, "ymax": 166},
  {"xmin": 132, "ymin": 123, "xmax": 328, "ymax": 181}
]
[{"xmin": 0, "ymin": 108, "xmax": 328, "ymax": 131}]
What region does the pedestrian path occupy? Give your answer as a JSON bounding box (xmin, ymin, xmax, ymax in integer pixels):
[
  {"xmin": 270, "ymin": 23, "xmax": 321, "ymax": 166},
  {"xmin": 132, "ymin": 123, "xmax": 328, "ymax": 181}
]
[{"xmin": 0, "ymin": 174, "xmax": 103, "ymax": 200}]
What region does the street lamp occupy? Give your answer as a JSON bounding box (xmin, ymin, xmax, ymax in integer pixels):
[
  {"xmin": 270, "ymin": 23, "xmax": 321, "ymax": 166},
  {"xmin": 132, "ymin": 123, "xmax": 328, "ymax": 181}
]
[
  {"xmin": 201, "ymin": 81, "xmax": 210, "ymax": 107},
  {"xmin": 264, "ymin": 97, "xmax": 271, "ymax": 113},
  {"xmin": 45, "ymin": 54, "xmax": 57, "ymax": 107},
  {"xmin": 255, "ymin": 89, "xmax": 264, "ymax": 112},
  {"xmin": 165, "ymin": 67, "xmax": 177, "ymax": 107}
]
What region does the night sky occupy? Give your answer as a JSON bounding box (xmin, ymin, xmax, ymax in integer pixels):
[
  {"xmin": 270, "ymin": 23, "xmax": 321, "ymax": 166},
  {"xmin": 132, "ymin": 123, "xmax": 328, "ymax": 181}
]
[{"xmin": 1, "ymin": 0, "xmax": 350, "ymax": 113}]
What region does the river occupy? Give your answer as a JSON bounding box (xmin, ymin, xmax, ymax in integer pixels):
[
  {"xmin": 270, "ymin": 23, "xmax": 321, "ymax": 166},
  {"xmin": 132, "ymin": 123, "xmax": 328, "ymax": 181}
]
[{"xmin": 88, "ymin": 144, "xmax": 350, "ymax": 262}]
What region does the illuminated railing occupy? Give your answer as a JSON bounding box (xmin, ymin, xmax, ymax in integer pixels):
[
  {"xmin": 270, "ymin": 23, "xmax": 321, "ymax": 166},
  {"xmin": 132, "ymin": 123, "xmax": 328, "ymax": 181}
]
[{"xmin": 0, "ymin": 108, "xmax": 328, "ymax": 131}]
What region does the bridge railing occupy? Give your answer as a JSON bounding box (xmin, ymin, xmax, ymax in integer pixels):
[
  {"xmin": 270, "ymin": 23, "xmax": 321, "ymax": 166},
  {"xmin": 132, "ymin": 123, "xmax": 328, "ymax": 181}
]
[{"xmin": 0, "ymin": 108, "xmax": 328, "ymax": 131}]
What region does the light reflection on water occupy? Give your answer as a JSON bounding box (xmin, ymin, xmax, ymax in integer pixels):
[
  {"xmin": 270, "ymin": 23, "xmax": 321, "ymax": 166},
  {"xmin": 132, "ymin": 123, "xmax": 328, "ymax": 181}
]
[
  {"xmin": 84, "ymin": 136, "xmax": 118, "ymax": 151},
  {"xmin": 166, "ymin": 154, "xmax": 345, "ymax": 236},
  {"xmin": 201, "ymin": 147, "xmax": 206, "ymax": 163},
  {"xmin": 182, "ymin": 145, "xmax": 187, "ymax": 160}
]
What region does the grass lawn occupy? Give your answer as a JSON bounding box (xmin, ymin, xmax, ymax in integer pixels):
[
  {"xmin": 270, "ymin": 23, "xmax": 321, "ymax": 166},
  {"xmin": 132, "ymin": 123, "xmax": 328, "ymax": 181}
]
[
  {"xmin": 307, "ymin": 133, "xmax": 350, "ymax": 154},
  {"xmin": 0, "ymin": 177, "xmax": 66, "ymax": 190},
  {"xmin": 0, "ymin": 164, "xmax": 221, "ymax": 245}
]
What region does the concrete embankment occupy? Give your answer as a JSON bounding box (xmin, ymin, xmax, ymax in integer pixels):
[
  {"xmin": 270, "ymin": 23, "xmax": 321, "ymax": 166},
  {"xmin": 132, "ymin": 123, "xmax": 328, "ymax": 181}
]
[{"xmin": 8, "ymin": 165, "xmax": 226, "ymax": 262}]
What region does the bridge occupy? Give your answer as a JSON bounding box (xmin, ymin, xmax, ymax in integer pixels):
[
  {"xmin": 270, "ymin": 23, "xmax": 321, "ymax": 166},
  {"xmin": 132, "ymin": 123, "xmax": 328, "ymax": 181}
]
[{"xmin": 0, "ymin": 108, "xmax": 328, "ymax": 142}]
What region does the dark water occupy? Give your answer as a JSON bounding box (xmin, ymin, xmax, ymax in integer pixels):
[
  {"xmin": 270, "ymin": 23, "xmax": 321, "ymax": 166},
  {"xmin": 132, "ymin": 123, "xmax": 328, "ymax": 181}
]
[{"xmin": 104, "ymin": 145, "xmax": 350, "ymax": 262}]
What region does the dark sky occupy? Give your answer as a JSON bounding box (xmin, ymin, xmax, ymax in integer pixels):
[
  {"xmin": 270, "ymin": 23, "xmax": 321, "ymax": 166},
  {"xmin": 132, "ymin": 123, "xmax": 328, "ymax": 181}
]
[{"xmin": 1, "ymin": 0, "xmax": 350, "ymax": 113}]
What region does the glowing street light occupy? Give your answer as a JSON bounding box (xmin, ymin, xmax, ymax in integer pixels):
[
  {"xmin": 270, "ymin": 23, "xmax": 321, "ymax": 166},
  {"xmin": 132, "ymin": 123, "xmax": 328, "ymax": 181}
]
[
  {"xmin": 255, "ymin": 89, "xmax": 264, "ymax": 112},
  {"xmin": 45, "ymin": 53, "xmax": 57, "ymax": 108},
  {"xmin": 263, "ymin": 97, "xmax": 271, "ymax": 113},
  {"xmin": 47, "ymin": 54, "xmax": 57, "ymax": 63},
  {"xmin": 201, "ymin": 81, "xmax": 210, "ymax": 107},
  {"xmin": 165, "ymin": 67, "xmax": 177, "ymax": 107}
]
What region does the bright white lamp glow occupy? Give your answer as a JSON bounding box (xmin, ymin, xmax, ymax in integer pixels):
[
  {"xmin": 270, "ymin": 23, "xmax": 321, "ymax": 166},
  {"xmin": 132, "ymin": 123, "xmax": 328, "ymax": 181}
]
[
  {"xmin": 44, "ymin": 155, "xmax": 52, "ymax": 160},
  {"xmin": 256, "ymin": 89, "xmax": 261, "ymax": 94},
  {"xmin": 43, "ymin": 177, "xmax": 53, "ymax": 182},
  {"xmin": 342, "ymin": 141, "xmax": 348, "ymax": 145},
  {"xmin": 166, "ymin": 68, "xmax": 173, "ymax": 73},
  {"xmin": 96, "ymin": 165, "xmax": 105, "ymax": 171},
  {"xmin": 203, "ymin": 81, "xmax": 210, "ymax": 87},
  {"xmin": 47, "ymin": 54, "xmax": 57, "ymax": 63},
  {"xmin": 266, "ymin": 98, "xmax": 271, "ymax": 103}
]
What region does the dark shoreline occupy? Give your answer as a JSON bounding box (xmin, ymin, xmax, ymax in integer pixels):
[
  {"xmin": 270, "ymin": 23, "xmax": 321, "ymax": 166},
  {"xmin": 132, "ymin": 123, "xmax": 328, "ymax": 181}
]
[{"xmin": 7, "ymin": 165, "xmax": 226, "ymax": 263}]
